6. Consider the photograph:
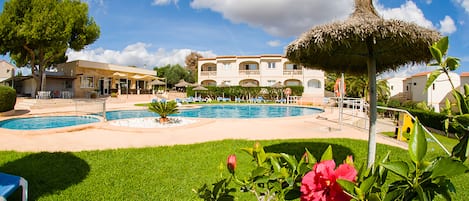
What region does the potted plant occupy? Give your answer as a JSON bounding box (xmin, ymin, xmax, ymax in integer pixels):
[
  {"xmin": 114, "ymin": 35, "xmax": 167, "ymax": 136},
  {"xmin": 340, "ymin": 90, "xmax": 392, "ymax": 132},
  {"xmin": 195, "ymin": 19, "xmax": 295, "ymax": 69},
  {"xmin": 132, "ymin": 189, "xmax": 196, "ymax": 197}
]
[{"xmin": 148, "ymin": 101, "xmax": 179, "ymax": 123}]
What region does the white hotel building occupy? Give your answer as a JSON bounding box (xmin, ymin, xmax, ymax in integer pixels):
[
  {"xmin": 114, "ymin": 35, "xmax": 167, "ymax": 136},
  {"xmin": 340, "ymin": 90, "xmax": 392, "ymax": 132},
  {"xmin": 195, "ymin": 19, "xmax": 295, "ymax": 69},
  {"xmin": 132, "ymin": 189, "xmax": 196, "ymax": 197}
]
[{"xmin": 197, "ymin": 55, "xmax": 325, "ymax": 104}]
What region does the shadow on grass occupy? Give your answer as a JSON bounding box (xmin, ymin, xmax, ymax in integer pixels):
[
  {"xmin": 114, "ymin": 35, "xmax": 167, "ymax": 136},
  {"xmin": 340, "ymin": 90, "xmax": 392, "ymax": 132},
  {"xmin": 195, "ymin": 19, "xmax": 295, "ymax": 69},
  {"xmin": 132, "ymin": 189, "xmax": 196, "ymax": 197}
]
[
  {"xmin": 0, "ymin": 152, "xmax": 90, "ymax": 200},
  {"xmin": 265, "ymin": 142, "xmax": 354, "ymax": 163}
]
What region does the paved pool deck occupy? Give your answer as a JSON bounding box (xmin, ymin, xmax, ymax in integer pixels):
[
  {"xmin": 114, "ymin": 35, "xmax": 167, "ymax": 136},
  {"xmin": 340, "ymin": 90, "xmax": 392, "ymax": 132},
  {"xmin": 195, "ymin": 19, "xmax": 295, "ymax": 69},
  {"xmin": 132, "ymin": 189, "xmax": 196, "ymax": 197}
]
[{"xmin": 0, "ymin": 100, "xmax": 407, "ymax": 152}]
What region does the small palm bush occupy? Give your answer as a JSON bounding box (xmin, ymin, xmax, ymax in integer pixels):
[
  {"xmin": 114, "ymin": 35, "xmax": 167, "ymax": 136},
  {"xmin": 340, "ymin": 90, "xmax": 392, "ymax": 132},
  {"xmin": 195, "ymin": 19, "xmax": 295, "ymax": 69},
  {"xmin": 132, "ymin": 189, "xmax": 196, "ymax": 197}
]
[{"xmin": 148, "ymin": 101, "xmax": 179, "ymax": 122}]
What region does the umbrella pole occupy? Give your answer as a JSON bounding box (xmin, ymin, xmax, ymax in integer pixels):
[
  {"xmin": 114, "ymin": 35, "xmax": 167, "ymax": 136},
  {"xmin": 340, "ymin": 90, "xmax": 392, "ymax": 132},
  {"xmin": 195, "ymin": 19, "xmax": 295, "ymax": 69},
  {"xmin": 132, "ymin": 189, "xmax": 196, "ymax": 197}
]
[{"xmin": 367, "ymin": 49, "xmax": 377, "ymax": 168}]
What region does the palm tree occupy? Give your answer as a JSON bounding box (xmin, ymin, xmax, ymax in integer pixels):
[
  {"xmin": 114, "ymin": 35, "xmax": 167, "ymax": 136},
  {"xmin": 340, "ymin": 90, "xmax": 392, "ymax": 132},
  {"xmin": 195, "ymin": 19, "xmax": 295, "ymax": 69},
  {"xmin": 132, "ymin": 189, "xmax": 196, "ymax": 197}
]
[
  {"xmin": 345, "ymin": 75, "xmax": 390, "ymax": 103},
  {"xmin": 148, "ymin": 101, "xmax": 179, "ymax": 123}
]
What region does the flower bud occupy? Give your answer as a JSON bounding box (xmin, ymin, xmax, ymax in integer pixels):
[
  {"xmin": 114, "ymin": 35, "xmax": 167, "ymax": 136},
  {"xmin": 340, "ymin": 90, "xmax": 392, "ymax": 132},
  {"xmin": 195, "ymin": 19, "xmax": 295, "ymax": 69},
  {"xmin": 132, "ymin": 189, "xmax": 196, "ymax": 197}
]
[{"xmin": 227, "ymin": 154, "xmax": 237, "ymax": 174}]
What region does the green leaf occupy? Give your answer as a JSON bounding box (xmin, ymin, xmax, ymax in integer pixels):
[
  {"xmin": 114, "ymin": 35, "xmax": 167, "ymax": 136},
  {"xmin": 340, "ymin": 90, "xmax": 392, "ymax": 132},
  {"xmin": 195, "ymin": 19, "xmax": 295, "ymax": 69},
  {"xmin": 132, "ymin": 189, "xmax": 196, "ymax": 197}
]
[
  {"xmin": 304, "ymin": 148, "xmax": 317, "ymax": 165},
  {"xmin": 464, "ymin": 84, "xmax": 469, "ymax": 97},
  {"xmin": 446, "ymin": 57, "xmax": 460, "ymax": 71},
  {"xmin": 337, "ymin": 179, "xmax": 356, "ymax": 195},
  {"xmin": 359, "ymin": 175, "xmax": 377, "ymax": 195},
  {"xmin": 281, "ymin": 153, "xmax": 298, "ymax": 170},
  {"xmin": 269, "ymin": 156, "xmax": 281, "ymax": 172},
  {"xmin": 436, "ymin": 36, "xmax": 449, "ymax": 56},
  {"xmin": 452, "ymin": 90, "xmax": 469, "ymax": 114},
  {"xmin": 429, "ymin": 45, "xmax": 443, "ymax": 64},
  {"xmin": 257, "ymin": 147, "xmax": 267, "ymax": 165},
  {"xmin": 320, "ymin": 145, "xmax": 333, "ymax": 161},
  {"xmin": 380, "ymin": 161, "xmax": 409, "ymax": 179},
  {"xmin": 408, "ymin": 119, "xmax": 427, "ymax": 165},
  {"xmin": 240, "ymin": 148, "xmax": 254, "ymax": 156},
  {"xmin": 416, "ymin": 185, "xmax": 429, "ymax": 201},
  {"xmin": 425, "ymin": 70, "xmax": 442, "ymax": 91},
  {"xmin": 251, "ymin": 167, "xmax": 269, "ymax": 177},
  {"xmin": 431, "ymin": 157, "xmax": 468, "ymax": 178}
]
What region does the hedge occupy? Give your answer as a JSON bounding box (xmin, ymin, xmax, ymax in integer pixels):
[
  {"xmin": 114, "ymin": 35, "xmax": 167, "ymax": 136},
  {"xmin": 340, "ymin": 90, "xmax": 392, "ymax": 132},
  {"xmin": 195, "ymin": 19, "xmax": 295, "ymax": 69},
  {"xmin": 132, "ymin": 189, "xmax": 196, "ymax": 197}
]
[
  {"xmin": 0, "ymin": 85, "xmax": 17, "ymax": 112},
  {"xmin": 186, "ymin": 86, "xmax": 304, "ymax": 100}
]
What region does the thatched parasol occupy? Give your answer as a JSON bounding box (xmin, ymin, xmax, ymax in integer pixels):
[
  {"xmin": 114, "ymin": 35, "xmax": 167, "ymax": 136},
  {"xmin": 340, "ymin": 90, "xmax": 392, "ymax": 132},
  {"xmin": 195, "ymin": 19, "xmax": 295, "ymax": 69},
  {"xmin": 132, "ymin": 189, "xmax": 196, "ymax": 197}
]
[
  {"xmin": 174, "ymin": 79, "xmax": 190, "ymax": 87},
  {"xmin": 218, "ymin": 81, "xmax": 230, "ymax": 88},
  {"xmin": 150, "ymin": 79, "xmax": 165, "ymax": 86},
  {"xmin": 286, "ymin": 0, "xmax": 440, "ymax": 167},
  {"xmin": 193, "ymin": 85, "xmax": 208, "ymax": 97}
]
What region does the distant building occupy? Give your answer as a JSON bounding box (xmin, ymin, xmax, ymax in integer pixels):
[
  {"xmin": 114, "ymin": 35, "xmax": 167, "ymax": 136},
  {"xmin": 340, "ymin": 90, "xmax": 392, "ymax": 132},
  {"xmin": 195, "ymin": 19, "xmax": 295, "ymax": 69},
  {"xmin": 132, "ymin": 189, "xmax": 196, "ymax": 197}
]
[
  {"xmin": 461, "ymin": 72, "xmax": 469, "ymax": 90},
  {"xmin": 5, "ymin": 60, "xmax": 157, "ymax": 98},
  {"xmin": 403, "ymin": 71, "xmax": 460, "ymax": 112},
  {"xmin": 197, "ymin": 55, "xmax": 325, "ymax": 104},
  {"xmin": 386, "ymin": 77, "xmax": 406, "ymax": 100},
  {"xmin": 0, "ymin": 60, "xmax": 16, "ymax": 85}
]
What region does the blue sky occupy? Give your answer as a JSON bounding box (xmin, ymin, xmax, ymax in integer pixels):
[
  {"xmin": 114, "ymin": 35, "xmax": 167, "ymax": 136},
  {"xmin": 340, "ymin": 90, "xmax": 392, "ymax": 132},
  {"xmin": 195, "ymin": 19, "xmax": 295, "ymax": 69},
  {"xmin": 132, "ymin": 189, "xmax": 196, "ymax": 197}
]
[{"xmin": 1, "ymin": 0, "xmax": 468, "ymax": 78}]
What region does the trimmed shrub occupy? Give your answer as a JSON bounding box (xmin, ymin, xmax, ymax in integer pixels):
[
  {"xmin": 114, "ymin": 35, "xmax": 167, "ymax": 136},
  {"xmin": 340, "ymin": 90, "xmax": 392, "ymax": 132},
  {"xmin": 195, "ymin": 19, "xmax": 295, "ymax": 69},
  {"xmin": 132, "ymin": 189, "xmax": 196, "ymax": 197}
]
[
  {"xmin": 0, "ymin": 85, "xmax": 17, "ymax": 112},
  {"xmin": 406, "ymin": 108, "xmax": 450, "ymax": 132}
]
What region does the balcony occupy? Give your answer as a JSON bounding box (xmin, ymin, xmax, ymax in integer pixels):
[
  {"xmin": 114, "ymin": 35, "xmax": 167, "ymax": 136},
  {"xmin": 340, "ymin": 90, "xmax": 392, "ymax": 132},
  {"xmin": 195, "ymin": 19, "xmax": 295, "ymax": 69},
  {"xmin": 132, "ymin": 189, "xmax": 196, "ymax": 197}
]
[
  {"xmin": 239, "ymin": 70, "xmax": 260, "ymax": 75},
  {"xmin": 283, "ymin": 70, "xmax": 303, "ymax": 76},
  {"xmin": 200, "ymin": 71, "xmax": 217, "ymax": 76}
]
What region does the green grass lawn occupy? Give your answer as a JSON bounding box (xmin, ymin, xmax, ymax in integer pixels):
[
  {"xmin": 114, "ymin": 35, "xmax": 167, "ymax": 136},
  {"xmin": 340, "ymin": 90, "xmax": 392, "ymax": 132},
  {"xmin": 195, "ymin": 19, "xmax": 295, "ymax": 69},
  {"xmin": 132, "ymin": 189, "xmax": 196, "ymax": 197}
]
[{"xmin": 0, "ymin": 138, "xmax": 467, "ymax": 200}]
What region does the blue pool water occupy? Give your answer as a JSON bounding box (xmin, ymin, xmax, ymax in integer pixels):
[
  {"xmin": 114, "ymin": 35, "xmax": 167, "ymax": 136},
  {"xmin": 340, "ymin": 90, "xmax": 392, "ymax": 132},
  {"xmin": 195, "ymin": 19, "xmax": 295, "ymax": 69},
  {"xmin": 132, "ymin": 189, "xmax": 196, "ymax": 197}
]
[
  {"xmin": 105, "ymin": 105, "xmax": 322, "ymax": 120},
  {"xmin": 0, "ymin": 116, "xmax": 100, "ymax": 130}
]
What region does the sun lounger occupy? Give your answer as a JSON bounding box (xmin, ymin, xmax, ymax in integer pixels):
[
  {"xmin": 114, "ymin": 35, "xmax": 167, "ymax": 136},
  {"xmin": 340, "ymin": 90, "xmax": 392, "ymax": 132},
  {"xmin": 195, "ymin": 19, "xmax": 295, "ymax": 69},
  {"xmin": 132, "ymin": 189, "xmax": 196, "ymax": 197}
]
[{"xmin": 0, "ymin": 172, "xmax": 28, "ymax": 201}]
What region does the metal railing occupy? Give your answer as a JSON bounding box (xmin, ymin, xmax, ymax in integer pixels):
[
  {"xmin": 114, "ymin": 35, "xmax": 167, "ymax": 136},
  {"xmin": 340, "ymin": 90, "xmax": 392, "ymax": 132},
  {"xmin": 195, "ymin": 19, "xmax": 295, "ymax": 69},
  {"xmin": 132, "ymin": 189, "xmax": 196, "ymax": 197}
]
[
  {"xmin": 239, "ymin": 70, "xmax": 260, "ymax": 75},
  {"xmin": 200, "ymin": 71, "xmax": 217, "ymax": 76},
  {"xmin": 283, "ymin": 70, "xmax": 303, "ymax": 76}
]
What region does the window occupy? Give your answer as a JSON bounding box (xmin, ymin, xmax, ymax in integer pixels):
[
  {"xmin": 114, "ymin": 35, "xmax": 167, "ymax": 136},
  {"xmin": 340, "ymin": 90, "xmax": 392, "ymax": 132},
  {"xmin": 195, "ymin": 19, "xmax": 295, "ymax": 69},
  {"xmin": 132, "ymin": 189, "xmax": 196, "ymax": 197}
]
[
  {"xmin": 245, "ymin": 64, "xmax": 258, "ymax": 70},
  {"xmin": 224, "ymin": 63, "xmax": 231, "ymax": 70},
  {"xmin": 80, "ymin": 76, "xmax": 94, "ymax": 88},
  {"xmin": 286, "ymin": 64, "xmax": 298, "ymax": 70},
  {"xmin": 207, "ymin": 66, "xmax": 216, "ymax": 71},
  {"xmin": 285, "ymin": 80, "xmax": 301, "ymax": 86},
  {"xmin": 268, "ymin": 62, "xmax": 276, "ymax": 69},
  {"xmin": 267, "ymin": 80, "xmax": 276, "ymax": 86},
  {"xmin": 64, "ymin": 80, "xmax": 73, "ymax": 89},
  {"xmin": 391, "ymin": 86, "xmax": 394, "ymax": 90},
  {"xmin": 223, "ymin": 80, "xmax": 231, "ymax": 85},
  {"xmin": 307, "ymin": 79, "xmax": 321, "ymax": 88}
]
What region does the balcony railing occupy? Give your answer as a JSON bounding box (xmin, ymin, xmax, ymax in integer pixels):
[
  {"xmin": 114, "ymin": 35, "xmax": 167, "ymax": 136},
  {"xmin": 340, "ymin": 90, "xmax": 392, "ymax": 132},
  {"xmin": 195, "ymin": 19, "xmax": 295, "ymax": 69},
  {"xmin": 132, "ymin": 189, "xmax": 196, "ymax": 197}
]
[
  {"xmin": 239, "ymin": 70, "xmax": 260, "ymax": 75},
  {"xmin": 283, "ymin": 70, "xmax": 303, "ymax": 76},
  {"xmin": 200, "ymin": 71, "xmax": 217, "ymax": 76}
]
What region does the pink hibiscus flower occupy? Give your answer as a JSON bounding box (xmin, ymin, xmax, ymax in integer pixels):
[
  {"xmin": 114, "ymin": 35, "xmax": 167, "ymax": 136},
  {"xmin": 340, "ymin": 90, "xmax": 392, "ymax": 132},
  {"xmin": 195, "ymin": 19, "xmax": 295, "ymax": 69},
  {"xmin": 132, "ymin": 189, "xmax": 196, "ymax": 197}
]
[{"xmin": 300, "ymin": 159, "xmax": 357, "ymax": 201}]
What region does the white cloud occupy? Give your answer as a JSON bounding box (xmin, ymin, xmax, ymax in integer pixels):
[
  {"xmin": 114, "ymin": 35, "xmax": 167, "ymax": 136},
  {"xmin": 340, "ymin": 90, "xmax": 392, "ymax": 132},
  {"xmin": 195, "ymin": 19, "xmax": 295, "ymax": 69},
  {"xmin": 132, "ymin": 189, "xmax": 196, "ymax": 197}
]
[
  {"xmin": 455, "ymin": 0, "xmax": 469, "ymax": 14},
  {"xmin": 267, "ymin": 40, "xmax": 281, "ymax": 47},
  {"xmin": 189, "ymin": 0, "xmax": 442, "ymax": 37},
  {"xmin": 425, "ymin": 0, "xmax": 432, "ymax": 4},
  {"xmin": 376, "ymin": 1, "xmax": 434, "ymax": 29},
  {"xmin": 152, "ymin": 0, "xmax": 179, "ymax": 6},
  {"xmin": 190, "ymin": 0, "xmax": 353, "ymax": 37},
  {"xmin": 379, "ymin": 64, "xmax": 438, "ymax": 79},
  {"xmin": 66, "ymin": 42, "xmax": 216, "ymax": 69},
  {"xmin": 439, "ymin": 16, "xmax": 457, "ymax": 34}
]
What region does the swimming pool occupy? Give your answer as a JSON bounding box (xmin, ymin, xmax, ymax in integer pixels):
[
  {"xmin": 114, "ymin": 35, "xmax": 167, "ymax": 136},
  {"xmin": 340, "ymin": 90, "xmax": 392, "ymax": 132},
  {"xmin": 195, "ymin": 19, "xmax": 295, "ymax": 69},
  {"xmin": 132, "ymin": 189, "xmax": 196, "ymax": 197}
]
[
  {"xmin": 105, "ymin": 105, "xmax": 322, "ymax": 120},
  {"xmin": 0, "ymin": 116, "xmax": 100, "ymax": 130}
]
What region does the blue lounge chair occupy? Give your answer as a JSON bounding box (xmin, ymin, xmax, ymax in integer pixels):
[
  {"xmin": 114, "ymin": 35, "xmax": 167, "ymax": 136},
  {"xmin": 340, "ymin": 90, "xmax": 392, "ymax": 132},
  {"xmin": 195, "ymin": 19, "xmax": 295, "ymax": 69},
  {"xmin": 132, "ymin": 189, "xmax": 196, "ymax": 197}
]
[{"xmin": 0, "ymin": 172, "xmax": 28, "ymax": 201}]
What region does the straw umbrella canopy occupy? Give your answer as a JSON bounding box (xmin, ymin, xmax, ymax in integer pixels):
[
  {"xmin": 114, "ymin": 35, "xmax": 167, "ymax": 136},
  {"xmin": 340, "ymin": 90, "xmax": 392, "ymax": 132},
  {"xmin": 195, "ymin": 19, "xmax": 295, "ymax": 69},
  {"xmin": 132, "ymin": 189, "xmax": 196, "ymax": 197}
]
[
  {"xmin": 193, "ymin": 85, "xmax": 208, "ymax": 97},
  {"xmin": 175, "ymin": 79, "xmax": 191, "ymax": 87},
  {"xmin": 241, "ymin": 82, "xmax": 258, "ymax": 101},
  {"xmin": 286, "ymin": 0, "xmax": 440, "ymax": 167},
  {"xmin": 218, "ymin": 81, "xmax": 230, "ymax": 98},
  {"xmin": 150, "ymin": 79, "xmax": 165, "ymax": 86},
  {"xmin": 271, "ymin": 81, "xmax": 285, "ymax": 100}
]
